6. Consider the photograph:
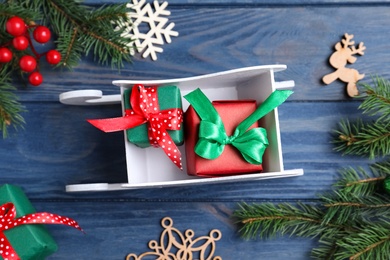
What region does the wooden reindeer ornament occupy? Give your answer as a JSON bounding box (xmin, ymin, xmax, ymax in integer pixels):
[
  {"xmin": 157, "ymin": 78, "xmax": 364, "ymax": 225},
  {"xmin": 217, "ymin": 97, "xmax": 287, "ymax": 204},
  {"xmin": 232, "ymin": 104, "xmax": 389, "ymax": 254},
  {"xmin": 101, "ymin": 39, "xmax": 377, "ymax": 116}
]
[{"xmin": 322, "ymin": 33, "xmax": 366, "ymax": 97}]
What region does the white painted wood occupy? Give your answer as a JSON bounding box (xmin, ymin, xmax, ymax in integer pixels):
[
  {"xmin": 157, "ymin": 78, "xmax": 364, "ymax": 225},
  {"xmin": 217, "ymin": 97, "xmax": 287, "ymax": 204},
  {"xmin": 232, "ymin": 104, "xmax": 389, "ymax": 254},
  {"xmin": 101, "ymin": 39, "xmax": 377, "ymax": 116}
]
[{"xmin": 59, "ymin": 65, "xmax": 303, "ymax": 191}]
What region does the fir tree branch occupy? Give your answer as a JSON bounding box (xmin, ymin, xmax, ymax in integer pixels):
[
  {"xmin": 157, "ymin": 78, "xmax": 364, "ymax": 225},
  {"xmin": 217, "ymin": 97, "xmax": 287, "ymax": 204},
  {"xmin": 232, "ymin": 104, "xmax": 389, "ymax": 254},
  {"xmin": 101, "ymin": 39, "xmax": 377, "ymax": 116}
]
[
  {"xmin": 0, "ymin": 1, "xmax": 136, "ymax": 138},
  {"xmin": 333, "ymin": 76, "xmax": 390, "ymax": 159},
  {"xmin": 335, "ymin": 222, "xmax": 390, "ymax": 260},
  {"xmin": 334, "ymin": 166, "xmax": 388, "ymax": 196},
  {"xmin": 359, "ymin": 76, "xmax": 390, "ymax": 122},
  {"xmin": 349, "ymin": 235, "xmax": 390, "ymax": 260},
  {"xmin": 0, "ymin": 64, "xmax": 25, "ymax": 138},
  {"xmin": 42, "ymin": 0, "xmax": 133, "ymax": 69},
  {"xmin": 321, "ymin": 191, "xmax": 390, "ymax": 225},
  {"xmin": 235, "ymin": 77, "xmax": 390, "ymax": 259},
  {"xmin": 234, "ymin": 202, "xmax": 343, "ymax": 239},
  {"xmin": 311, "ymin": 236, "xmax": 343, "ymax": 260},
  {"xmin": 0, "ymin": 2, "xmax": 41, "ymax": 25},
  {"xmin": 371, "ymin": 159, "xmax": 390, "ymax": 175},
  {"xmin": 333, "ymin": 119, "xmax": 390, "ymax": 159}
]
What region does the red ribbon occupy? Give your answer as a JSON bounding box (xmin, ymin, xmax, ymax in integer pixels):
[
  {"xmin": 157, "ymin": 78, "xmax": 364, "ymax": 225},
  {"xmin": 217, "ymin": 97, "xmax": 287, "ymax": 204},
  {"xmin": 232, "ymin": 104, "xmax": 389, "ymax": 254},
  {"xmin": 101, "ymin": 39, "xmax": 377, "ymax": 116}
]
[
  {"xmin": 87, "ymin": 85, "xmax": 183, "ymax": 169},
  {"xmin": 0, "ymin": 202, "xmax": 83, "ymax": 260}
]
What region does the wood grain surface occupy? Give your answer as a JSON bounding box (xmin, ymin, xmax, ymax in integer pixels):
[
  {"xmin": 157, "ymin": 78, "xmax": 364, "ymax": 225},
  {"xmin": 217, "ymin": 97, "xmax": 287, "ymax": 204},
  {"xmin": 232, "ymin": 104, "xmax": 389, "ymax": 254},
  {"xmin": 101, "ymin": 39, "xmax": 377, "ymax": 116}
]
[{"xmin": 1, "ymin": 1, "xmax": 386, "ymax": 259}]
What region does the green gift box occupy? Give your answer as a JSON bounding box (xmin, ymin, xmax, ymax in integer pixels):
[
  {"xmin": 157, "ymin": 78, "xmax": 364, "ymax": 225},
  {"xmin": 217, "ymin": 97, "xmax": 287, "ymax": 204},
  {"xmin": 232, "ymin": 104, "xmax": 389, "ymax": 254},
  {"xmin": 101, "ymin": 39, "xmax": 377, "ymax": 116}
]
[
  {"xmin": 0, "ymin": 184, "xmax": 58, "ymax": 260},
  {"xmin": 123, "ymin": 85, "xmax": 184, "ymax": 148}
]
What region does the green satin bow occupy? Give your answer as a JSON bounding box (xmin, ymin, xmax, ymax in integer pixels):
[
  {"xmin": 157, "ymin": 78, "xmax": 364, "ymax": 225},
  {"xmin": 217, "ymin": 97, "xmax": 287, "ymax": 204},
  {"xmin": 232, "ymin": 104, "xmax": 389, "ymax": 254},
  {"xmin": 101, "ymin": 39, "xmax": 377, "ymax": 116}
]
[{"xmin": 184, "ymin": 88, "xmax": 293, "ymax": 165}]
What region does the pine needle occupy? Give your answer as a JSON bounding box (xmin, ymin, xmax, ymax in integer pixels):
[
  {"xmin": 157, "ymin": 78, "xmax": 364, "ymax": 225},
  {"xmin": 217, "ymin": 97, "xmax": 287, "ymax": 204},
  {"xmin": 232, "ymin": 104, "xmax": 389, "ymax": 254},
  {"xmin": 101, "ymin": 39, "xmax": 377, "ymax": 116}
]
[
  {"xmin": 333, "ymin": 119, "xmax": 390, "ymax": 159},
  {"xmin": 0, "ymin": 64, "xmax": 25, "ymax": 138},
  {"xmin": 336, "ymin": 221, "xmax": 390, "ymax": 260},
  {"xmin": 235, "ymin": 164, "xmax": 390, "ymax": 258},
  {"xmin": 42, "ymin": 0, "xmax": 133, "ymax": 69},
  {"xmin": 321, "ymin": 191, "xmax": 390, "ymax": 225},
  {"xmin": 234, "ymin": 202, "xmax": 341, "ymax": 240},
  {"xmin": 334, "ymin": 167, "xmax": 387, "ymax": 196},
  {"xmin": 359, "ymin": 76, "xmax": 390, "ymax": 122},
  {"xmin": 0, "ymin": 1, "xmax": 135, "ymax": 137}
]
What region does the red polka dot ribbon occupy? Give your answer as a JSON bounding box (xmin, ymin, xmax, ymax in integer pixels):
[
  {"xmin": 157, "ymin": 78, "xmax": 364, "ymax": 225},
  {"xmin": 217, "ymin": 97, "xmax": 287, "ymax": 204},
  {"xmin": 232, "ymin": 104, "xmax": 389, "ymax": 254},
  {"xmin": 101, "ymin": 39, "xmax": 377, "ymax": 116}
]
[
  {"xmin": 88, "ymin": 85, "xmax": 183, "ymax": 169},
  {"xmin": 0, "ymin": 202, "xmax": 83, "ymax": 260}
]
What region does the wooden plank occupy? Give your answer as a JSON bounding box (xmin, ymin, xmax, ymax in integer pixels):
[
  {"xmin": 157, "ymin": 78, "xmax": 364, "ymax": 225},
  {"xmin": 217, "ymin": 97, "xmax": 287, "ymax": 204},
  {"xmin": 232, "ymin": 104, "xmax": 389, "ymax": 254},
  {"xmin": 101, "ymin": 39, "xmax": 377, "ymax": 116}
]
[
  {"xmin": 3, "ymin": 2, "xmax": 385, "ymax": 259},
  {"xmin": 12, "ymin": 5, "xmax": 390, "ymax": 102},
  {"xmin": 84, "ymin": 0, "xmax": 390, "ymax": 5},
  {"xmin": 31, "ymin": 201, "xmax": 318, "ymax": 260},
  {"xmin": 1, "ymin": 101, "xmax": 372, "ymax": 200}
]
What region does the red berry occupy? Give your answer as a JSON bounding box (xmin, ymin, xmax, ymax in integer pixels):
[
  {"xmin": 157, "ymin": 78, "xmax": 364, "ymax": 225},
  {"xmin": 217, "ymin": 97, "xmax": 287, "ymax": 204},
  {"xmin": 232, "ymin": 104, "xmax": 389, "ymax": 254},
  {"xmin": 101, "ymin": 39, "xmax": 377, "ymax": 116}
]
[
  {"xmin": 6, "ymin": 16, "xmax": 26, "ymax": 37},
  {"xmin": 33, "ymin": 26, "xmax": 51, "ymax": 43},
  {"xmin": 28, "ymin": 71, "xmax": 43, "ymax": 86},
  {"xmin": 12, "ymin": 35, "xmax": 29, "ymax": 50},
  {"xmin": 0, "ymin": 47, "xmax": 13, "ymax": 63},
  {"xmin": 46, "ymin": 50, "xmax": 61, "ymax": 65},
  {"xmin": 19, "ymin": 55, "xmax": 37, "ymax": 72}
]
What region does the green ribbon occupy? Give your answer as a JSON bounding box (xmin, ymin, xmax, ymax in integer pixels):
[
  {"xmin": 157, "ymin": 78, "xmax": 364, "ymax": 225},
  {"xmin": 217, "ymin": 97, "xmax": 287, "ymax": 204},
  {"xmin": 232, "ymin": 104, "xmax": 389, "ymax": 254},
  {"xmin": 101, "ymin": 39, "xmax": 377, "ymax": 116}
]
[{"xmin": 184, "ymin": 89, "xmax": 293, "ymax": 164}]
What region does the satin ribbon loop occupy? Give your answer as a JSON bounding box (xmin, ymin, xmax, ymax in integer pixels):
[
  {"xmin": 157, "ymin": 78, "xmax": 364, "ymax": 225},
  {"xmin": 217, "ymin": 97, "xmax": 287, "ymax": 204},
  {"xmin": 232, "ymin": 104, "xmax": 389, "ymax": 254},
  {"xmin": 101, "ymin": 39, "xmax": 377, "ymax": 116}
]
[
  {"xmin": 0, "ymin": 202, "xmax": 83, "ymax": 260},
  {"xmin": 184, "ymin": 88, "xmax": 293, "ymax": 164}
]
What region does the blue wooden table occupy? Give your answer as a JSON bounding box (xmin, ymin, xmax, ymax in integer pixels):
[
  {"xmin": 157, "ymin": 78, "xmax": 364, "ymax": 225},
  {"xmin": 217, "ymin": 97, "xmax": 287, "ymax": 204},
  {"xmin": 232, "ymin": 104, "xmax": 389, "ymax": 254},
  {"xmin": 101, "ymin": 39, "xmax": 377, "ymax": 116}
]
[{"xmin": 2, "ymin": 0, "xmax": 386, "ymax": 259}]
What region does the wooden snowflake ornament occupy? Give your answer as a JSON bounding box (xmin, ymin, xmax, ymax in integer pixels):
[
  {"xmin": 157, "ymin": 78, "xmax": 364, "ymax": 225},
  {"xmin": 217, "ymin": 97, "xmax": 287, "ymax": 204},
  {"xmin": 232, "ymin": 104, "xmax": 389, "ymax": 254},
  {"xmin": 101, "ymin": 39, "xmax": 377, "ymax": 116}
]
[
  {"xmin": 120, "ymin": 0, "xmax": 179, "ymax": 61},
  {"xmin": 322, "ymin": 33, "xmax": 366, "ymax": 97},
  {"xmin": 126, "ymin": 217, "xmax": 222, "ymax": 260}
]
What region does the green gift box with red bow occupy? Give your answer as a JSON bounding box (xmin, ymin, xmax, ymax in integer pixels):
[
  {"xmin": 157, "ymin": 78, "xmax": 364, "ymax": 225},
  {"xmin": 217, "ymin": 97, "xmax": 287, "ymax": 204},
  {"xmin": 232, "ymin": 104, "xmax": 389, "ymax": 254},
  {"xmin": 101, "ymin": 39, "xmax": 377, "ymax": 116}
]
[
  {"xmin": 0, "ymin": 184, "xmax": 58, "ymax": 260},
  {"xmin": 88, "ymin": 84, "xmax": 185, "ymax": 169},
  {"xmin": 0, "ymin": 184, "xmax": 82, "ymax": 260},
  {"xmin": 122, "ymin": 85, "xmax": 184, "ymax": 148}
]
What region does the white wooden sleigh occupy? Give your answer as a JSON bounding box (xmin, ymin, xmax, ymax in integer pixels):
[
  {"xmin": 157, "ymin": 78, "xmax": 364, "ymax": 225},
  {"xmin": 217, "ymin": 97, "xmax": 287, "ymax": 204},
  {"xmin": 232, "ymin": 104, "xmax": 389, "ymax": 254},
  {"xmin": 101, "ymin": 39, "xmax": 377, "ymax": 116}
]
[{"xmin": 59, "ymin": 65, "xmax": 304, "ymax": 192}]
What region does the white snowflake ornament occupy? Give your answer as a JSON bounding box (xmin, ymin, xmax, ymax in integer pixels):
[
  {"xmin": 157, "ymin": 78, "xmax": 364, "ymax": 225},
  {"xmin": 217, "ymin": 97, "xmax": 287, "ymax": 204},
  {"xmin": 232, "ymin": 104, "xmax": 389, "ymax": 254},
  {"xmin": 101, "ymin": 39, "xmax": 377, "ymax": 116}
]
[{"xmin": 121, "ymin": 0, "xmax": 179, "ymax": 61}]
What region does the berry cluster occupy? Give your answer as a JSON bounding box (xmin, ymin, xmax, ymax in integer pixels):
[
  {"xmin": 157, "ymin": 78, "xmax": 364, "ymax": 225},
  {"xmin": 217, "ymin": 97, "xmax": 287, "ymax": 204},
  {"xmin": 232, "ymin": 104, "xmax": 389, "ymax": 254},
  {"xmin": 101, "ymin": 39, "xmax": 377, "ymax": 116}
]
[{"xmin": 0, "ymin": 16, "xmax": 61, "ymax": 86}]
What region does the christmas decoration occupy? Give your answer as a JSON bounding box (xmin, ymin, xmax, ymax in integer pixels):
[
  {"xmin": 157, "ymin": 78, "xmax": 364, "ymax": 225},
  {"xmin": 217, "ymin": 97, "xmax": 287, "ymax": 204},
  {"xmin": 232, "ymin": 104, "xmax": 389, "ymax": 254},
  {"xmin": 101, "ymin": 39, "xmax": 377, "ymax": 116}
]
[
  {"xmin": 126, "ymin": 217, "xmax": 222, "ymax": 260},
  {"xmin": 12, "ymin": 35, "xmax": 28, "ymax": 50},
  {"xmin": 322, "ymin": 33, "xmax": 366, "ymax": 97},
  {"xmin": 0, "ymin": 1, "xmax": 134, "ymax": 137},
  {"xmin": 333, "ymin": 76, "xmax": 390, "ymax": 159},
  {"xmin": 234, "ymin": 77, "xmax": 390, "ymax": 260},
  {"xmin": 2, "ymin": 16, "xmax": 60, "ymax": 84},
  {"xmin": 184, "ymin": 88, "xmax": 292, "ymax": 177},
  {"xmin": 0, "ymin": 47, "xmax": 13, "ymax": 63},
  {"xmin": 0, "ymin": 184, "xmax": 83, "ymax": 260},
  {"xmin": 32, "ymin": 25, "xmax": 51, "ymax": 43},
  {"xmin": 46, "ymin": 49, "xmax": 61, "ymax": 65},
  {"xmin": 87, "ymin": 84, "xmax": 184, "ymax": 169},
  {"xmin": 28, "ymin": 71, "xmax": 43, "ymax": 86},
  {"xmin": 120, "ymin": 0, "xmax": 179, "ymax": 61},
  {"xmin": 62, "ymin": 65, "xmax": 303, "ymax": 192},
  {"xmin": 5, "ymin": 16, "xmax": 26, "ymax": 36}
]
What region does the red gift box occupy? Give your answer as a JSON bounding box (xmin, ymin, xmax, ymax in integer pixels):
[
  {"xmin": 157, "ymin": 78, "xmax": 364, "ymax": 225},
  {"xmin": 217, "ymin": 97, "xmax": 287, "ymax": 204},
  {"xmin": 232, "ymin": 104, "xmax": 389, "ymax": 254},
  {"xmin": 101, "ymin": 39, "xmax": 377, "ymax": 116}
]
[{"xmin": 184, "ymin": 100, "xmax": 263, "ymax": 177}]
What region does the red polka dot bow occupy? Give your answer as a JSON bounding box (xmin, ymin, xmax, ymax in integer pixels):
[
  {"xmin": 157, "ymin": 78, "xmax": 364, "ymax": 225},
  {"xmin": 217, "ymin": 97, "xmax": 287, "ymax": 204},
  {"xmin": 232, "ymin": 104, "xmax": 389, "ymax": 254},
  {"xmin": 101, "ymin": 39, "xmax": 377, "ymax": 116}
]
[
  {"xmin": 0, "ymin": 202, "xmax": 83, "ymax": 260},
  {"xmin": 88, "ymin": 85, "xmax": 183, "ymax": 169}
]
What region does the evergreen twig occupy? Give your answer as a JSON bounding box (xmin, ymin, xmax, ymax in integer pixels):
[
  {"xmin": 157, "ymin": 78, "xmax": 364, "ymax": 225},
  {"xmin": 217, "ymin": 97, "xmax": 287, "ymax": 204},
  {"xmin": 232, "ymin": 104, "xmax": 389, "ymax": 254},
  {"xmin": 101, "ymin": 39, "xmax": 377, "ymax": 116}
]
[
  {"xmin": 235, "ymin": 202, "xmax": 341, "ymax": 239},
  {"xmin": 42, "ymin": 0, "xmax": 133, "ymax": 69},
  {"xmin": 321, "ymin": 191, "xmax": 390, "ymax": 225},
  {"xmin": 333, "ymin": 77, "xmax": 390, "ymax": 159},
  {"xmin": 234, "ymin": 77, "xmax": 390, "ymax": 259},
  {"xmin": 336, "ymin": 222, "xmax": 390, "ymax": 260},
  {"xmin": 234, "ymin": 166, "xmax": 390, "ymax": 259},
  {"xmin": 333, "ymin": 119, "xmax": 390, "ymax": 159},
  {"xmin": 359, "ymin": 76, "xmax": 390, "ymax": 122},
  {"xmin": 0, "ymin": 64, "xmax": 25, "ymax": 138},
  {"xmin": 0, "ymin": 0, "xmax": 135, "ymax": 137}
]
